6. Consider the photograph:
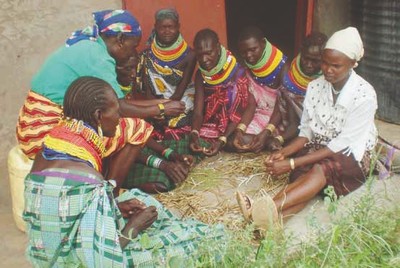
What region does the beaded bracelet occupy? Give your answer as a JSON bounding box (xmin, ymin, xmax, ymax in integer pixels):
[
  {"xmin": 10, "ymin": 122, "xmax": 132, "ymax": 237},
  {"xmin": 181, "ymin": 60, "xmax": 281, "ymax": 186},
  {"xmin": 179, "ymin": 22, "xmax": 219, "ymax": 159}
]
[
  {"xmin": 146, "ymin": 155, "xmax": 164, "ymax": 169},
  {"xmin": 236, "ymin": 123, "xmax": 247, "ymax": 132},
  {"xmin": 157, "ymin": 103, "xmax": 165, "ymax": 118},
  {"xmin": 162, "ymin": 148, "xmax": 174, "ymax": 160}
]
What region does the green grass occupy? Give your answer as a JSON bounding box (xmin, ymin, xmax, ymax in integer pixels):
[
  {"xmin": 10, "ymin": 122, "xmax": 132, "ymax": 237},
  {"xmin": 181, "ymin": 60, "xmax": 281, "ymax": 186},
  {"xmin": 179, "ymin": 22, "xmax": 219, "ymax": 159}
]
[{"xmin": 192, "ymin": 177, "xmax": 400, "ymax": 267}]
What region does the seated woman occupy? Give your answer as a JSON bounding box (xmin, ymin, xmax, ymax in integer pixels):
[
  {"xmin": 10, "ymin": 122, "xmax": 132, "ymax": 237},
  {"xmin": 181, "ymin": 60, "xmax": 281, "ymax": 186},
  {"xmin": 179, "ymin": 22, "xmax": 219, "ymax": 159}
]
[
  {"xmin": 24, "ymin": 76, "xmax": 225, "ymax": 267},
  {"xmin": 237, "ymin": 27, "xmax": 377, "ymax": 230},
  {"xmin": 117, "ymin": 53, "xmax": 194, "ymax": 193},
  {"xmin": 277, "ymin": 32, "xmax": 327, "ymax": 143},
  {"xmin": 139, "ymin": 8, "xmax": 196, "ymax": 140},
  {"xmin": 190, "ymin": 28, "xmax": 255, "ymax": 156},
  {"xmin": 231, "ymin": 26, "xmax": 288, "ymax": 153}
]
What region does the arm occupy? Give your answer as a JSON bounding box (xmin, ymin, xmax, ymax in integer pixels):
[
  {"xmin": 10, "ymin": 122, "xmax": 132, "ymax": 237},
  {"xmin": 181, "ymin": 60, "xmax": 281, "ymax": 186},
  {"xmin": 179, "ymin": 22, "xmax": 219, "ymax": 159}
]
[
  {"xmin": 190, "ymin": 72, "xmax": 205, "ymax": 153},
  {"xmin": 170, "ymin": 51, "xmax": 197, "ymax": 101},
  {"xmin": 119, "ymin": 98, "xmax": 185, "ymax": 118}
]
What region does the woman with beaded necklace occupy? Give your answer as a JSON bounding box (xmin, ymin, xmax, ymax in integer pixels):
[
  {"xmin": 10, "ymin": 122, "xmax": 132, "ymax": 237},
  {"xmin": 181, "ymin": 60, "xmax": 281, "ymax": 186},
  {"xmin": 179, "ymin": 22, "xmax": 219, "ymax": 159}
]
[
  {"xmin": 139, "ymin": 8, "xmax": 197, "ymax": 140},
  {"xmin": 190, "ymin": 28, "xmax": 256, "ymax": 156},
  {"xmin": 231, "ymin": 26, "xmax": 288, "ymax": 153},
  {"xmin": 24, "ymin": 76, "xmax": 225, "ymax": 267}
]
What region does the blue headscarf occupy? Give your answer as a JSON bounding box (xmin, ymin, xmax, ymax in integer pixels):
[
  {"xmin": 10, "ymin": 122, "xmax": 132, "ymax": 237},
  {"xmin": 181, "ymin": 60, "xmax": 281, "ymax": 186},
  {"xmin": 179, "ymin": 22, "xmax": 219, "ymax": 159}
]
[{"xmin": 66, "ymin": 10, "xmax": 141, "ymax": 47}]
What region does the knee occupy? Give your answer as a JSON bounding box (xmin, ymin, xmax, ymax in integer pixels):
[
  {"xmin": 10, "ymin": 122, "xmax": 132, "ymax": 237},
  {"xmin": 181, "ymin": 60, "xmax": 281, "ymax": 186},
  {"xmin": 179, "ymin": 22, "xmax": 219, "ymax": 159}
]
[{"xmin": 308, "ymin": 164, "xmax": 327, "ymax": 186}]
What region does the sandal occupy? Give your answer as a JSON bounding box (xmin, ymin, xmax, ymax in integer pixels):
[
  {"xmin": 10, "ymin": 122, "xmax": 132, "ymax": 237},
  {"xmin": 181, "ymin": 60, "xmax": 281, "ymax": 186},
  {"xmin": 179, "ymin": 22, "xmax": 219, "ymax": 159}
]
[
  {"xmin": 236, "ymin": 191, "xmax": 253, "ymax": 222},
  {"xmin": 236, "ymin": 191, "xmax": 279, "ymax": 231}
]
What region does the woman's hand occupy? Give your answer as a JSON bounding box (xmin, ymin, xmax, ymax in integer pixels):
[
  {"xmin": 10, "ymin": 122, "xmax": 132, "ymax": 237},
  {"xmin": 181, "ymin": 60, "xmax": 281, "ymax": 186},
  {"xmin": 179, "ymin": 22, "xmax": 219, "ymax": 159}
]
[
  {"xmin": 265, "ymin": 151, "xmax": 285, "ymax": 163},
  {"xmin": 189, "ymin": 134, "xmax": 203, "ymax": 153},
  {"xmin": 202, "ymin": 140, "xmax": 222, "ymax": 156},
  {"xmin": 159, "ymin": 161, "xmax": 189, "ymax": 184},
  {"xmin": 163, "ymin": 100, "xmax": 185, "ymax": 116},
  {"xmin": 124, "ymin": 206, "xmax": 158, "ymax": 235},
  {"xmin": 267, "ymin": 137, "xmax": 283, "ymax": 152},
  {"xmin": 265, "ymin": 159, "xmax": 291, "ymax": 176},
  {"xmin": 172, "ymin": 153, "xmax": 194, "ymax": 167},
  {"xmin": 249, "ymin": 130, "xmax": 271, "ymax": 153},
  {"xmin": 233, "ymin": 130, "xmax": 250, "ymax": 151},
  {"xmin": 118, "ymin": 198, "xmax": 146, "ymax": 218}
]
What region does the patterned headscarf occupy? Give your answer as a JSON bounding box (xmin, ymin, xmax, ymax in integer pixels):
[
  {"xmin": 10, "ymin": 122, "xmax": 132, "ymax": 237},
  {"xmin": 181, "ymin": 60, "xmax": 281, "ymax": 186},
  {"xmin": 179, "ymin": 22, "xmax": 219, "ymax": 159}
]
[{"xmin": 66, "ymin": 10, "xmax": 142, "ymax": 47}]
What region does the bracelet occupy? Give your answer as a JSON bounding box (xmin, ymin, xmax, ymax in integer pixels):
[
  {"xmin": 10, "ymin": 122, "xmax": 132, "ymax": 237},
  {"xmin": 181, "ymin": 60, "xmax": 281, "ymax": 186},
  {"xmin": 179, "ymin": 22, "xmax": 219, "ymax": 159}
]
[
  {"xmin": 289, "ymin": 158, "xmax": 295, "ymax": 170},
  {"xmin": 218, "ymin": 136, "xmax": 227, "ymax": 146},
  {"xmin": 236, "ymin": 123, "xmax": 247, "ymax": 132},
  {"xmin": 265, "ymin": 124, "xmax": 276, "ymax": 134},
  {"xmin": 191, "ymin": 129, "xmax": 200, "ymax": 137},
  {"xmin": 146, "ymin": 155, "xmax": 164, "ymax": 169},
  {"xmin": 157, "ymin": 103, "xmax": 165, "ymax": 118},
  {"xmin": 161, "ymin": 148, "xmax": 174, "ymax": 160},
  {"xmin": 275, "ymin": 135, "xmax": 284, "ymax": 145}
]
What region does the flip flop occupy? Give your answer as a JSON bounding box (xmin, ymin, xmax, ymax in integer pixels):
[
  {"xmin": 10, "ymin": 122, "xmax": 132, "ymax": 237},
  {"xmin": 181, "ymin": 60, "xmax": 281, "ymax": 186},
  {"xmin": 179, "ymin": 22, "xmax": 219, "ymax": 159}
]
[
  {"xmin": 251, "ymin": 193, "xmax": 279, "ymax": 231},
  {"xmin": 236, "ymin": 191, "xmax": 253, "ymax": 222}
]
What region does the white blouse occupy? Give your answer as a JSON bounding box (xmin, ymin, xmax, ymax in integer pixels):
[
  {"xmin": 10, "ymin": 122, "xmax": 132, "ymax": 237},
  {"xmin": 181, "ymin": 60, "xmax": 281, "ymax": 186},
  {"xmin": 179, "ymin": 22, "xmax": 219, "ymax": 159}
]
[{"xmin": 298, "ymin": 71, "xmax": 377, "ymax": 162}]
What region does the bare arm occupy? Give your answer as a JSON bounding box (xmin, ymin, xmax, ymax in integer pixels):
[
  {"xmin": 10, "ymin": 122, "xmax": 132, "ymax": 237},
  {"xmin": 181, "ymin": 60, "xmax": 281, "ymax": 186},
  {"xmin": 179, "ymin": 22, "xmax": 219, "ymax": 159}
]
[
  {"xmin": 119, "ymin": 98, "xmax": 185, "ymax": 118},
  {"xmin": 170, "ymin": 51, "xmax": 196, "ymax": 101},
  {"xmin": 189, "ymin": 72, "xmax": 205, "ymax": 152}
]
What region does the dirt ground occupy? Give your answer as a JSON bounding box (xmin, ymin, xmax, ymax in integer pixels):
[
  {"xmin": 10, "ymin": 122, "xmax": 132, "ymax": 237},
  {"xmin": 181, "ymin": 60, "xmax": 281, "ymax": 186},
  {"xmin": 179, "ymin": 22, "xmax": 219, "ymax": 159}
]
[{"xmin": 0, "ymin": 120, "xmax": 398, "ymax": 266}]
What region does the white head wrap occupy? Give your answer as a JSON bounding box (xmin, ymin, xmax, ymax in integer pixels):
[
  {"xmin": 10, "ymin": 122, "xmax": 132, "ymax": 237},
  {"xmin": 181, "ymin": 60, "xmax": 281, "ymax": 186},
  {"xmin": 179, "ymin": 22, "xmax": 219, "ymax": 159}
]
[{"xmin": 325, "ymin": 27, "xmax": 364, "ymax": 67}]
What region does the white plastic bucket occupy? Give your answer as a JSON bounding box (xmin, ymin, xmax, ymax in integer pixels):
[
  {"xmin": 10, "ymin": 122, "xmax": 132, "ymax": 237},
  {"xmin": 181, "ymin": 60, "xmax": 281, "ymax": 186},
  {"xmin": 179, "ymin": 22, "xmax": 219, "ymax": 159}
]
[{"xmin": 7, "ymin": 146, "xmax": 33, "ymax": 232}]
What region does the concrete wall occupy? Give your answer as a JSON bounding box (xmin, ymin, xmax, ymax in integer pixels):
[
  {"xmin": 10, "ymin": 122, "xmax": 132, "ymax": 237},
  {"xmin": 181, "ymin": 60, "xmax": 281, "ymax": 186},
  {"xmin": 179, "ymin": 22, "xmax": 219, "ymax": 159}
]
[
  {"xmin": 0, "ymin": 0, "xmax": 120, "ymax": 223},
  {"xmin": 313, "ymin": 0, "xmax": 351, "ymax": 37}
]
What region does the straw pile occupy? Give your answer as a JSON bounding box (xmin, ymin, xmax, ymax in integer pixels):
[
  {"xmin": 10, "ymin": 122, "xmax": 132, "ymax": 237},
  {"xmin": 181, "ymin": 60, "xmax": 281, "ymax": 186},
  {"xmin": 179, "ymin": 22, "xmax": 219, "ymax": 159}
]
[{"xmin": 156, "ymin": 152, "xmax": 288, "ymax": 230}]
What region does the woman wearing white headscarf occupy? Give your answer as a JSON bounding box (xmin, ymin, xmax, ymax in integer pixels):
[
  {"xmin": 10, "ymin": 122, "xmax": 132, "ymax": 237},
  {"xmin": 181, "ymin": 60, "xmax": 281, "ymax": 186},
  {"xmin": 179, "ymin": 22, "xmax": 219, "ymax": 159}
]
[{"xmin": 237, "ymin": 27, "xmax": 377, "ymax": 230}]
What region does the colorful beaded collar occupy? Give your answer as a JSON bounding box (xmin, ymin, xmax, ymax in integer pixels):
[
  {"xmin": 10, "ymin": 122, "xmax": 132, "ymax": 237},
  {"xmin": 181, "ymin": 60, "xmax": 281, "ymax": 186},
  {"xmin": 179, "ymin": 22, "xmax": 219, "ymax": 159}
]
[
  {"xmin": 246, "ymin": 38, "xmax": 287, "ymax": 87},
  {"xmin": 149, "ymin": 33, "xmax": 189, "ymax": 67},
  {"xmin": 42, "ymin": 119, "xmax": 105, "ymax": 172},
  {"xmin": 199, "ymin": 45, "xmax": 238, "ymax": 86},
  {"xmin": 282, "ymin": 54, "xmax": 322, "ymax": 96}
]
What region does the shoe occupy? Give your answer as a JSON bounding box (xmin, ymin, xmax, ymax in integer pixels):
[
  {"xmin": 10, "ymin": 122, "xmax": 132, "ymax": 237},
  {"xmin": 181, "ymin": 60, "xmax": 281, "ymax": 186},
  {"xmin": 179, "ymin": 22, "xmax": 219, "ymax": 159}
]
[
  {"xmin": 236, "ymin": 191, "xmax": 253, "ymax": 222},
  {"xmin": 251, "ymin": 193, "xmax": 279, "ymax": 231},
  {"xmin": 236, "ymin": 191, "xmax": 279, "ymax": 231}
]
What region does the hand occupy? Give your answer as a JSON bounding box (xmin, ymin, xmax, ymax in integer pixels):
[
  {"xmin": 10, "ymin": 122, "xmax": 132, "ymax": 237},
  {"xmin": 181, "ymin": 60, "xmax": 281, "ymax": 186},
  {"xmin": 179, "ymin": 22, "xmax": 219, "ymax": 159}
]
[
  {"xmin": 160, "ymin": 161, "xmax": 189, "ymax": 184},
  {"xmin": 118, "ymin": 199, "xmax": 146, "ymax": 218},
  {"xmin": 248, "ymin": 130, "xmax": 271, "ymax": 153},
  {"xmin": 163, "ymin": 100, "xmax": 185, "ymax": 116},
  {"xmin": 203, "ymin": 140, "xmax": 222, "ymax": 156},
  {"xmin": 189, "ymin": 134, "xmax": 203, "ymax": 153},
  {"xmin": 265, "ymin": 159, "xmax": 291, "ymax": 176},
  {"xmin": 265, "ymin": 151, "xmax": 285, "ymax": 163},
  {"xmin": 172, "ymin": 153, "xmax": 194, "ymax": 167},
  {"xmin": 124, "ymin": 206, "xmax": 158, "ymax": 235},
  {"xmin": 267, "ymin": 137, "xmax": 283, "ymax": 152},
  {"xmin": 233, "ymin": 130, "xmax": 250, "ymax": 151}
]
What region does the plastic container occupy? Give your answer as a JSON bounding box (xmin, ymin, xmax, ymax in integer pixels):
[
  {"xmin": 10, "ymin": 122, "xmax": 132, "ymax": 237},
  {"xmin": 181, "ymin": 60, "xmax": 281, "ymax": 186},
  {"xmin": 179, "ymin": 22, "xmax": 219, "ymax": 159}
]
[{"xmin": 7, "ymin": 146, "xmax": 33, "ymax": 232}]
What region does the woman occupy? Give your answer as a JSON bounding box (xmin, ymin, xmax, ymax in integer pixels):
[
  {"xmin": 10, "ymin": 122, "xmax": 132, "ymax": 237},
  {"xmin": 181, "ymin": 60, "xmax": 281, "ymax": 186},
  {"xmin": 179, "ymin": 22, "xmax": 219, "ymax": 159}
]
[
  {"xmin": 237, "ymin": 27, "xmax": 377, "ymax": 229},
  {"xmin": 190, "ymin": 28, "xmax": 254, "ymax": 156},
  {"xmin": 139, "ymin": 8, "xmax": 197, "ymax": 140},
  {"xmin": 24, "ymin": 77, "xmax": 224, "ymax": 267}
]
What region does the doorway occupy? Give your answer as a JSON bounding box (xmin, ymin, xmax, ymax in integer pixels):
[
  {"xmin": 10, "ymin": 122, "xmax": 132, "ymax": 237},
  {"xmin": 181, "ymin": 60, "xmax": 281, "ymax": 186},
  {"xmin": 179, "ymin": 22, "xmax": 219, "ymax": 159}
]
[{"xmin": 225, "ymin": 0, "xmax": 298, "ymax": 60}]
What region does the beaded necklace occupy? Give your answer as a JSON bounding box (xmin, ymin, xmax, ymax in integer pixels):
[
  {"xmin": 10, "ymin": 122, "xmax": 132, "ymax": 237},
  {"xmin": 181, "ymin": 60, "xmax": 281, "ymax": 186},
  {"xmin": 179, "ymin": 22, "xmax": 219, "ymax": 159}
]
[
  {"xmin": 199, "ymin": 45, "xmax": 238, "ymax": 86},
  {"xmin": 42, "ymin": 119, "xmax": 105, "ymax": 172},
  {"xmin": 246, "ymin": 38, "xmax": 287, "ymax": 87},
  {"xmin": 282, "ymin": 54, "xmax": 322, "ymax": 96},
  {"xmin": 149, "ymin": 33, "xmax": 189, "ymax": 67}
]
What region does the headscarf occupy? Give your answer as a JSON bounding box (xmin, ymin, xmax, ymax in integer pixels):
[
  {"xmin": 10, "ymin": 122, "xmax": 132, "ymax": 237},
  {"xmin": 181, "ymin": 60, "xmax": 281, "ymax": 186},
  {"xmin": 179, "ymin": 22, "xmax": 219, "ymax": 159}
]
[
  {"xmin": 66, "ymin": 10, "xmax": 141, "ymax": 47},
  {"xmin": 324, "ymin": 27, "xmax": 364, "ymax": 67}
]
